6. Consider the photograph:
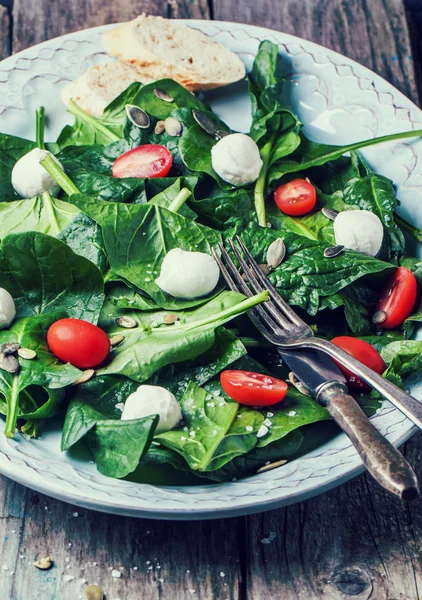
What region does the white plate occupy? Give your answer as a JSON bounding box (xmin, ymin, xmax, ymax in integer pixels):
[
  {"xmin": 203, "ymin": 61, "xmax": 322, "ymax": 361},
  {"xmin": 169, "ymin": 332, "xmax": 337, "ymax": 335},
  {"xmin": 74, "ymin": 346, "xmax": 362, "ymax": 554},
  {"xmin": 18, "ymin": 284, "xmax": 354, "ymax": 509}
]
[{"xmin": 0, "ymin": 20, "xmax": 421, "ymax": 519}]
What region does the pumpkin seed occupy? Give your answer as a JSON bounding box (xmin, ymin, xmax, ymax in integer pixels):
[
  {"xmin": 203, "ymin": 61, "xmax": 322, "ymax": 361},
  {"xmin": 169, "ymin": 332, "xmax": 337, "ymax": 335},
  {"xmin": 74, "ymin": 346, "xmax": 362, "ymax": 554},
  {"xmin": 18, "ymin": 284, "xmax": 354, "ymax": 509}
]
[
  {"xmin": 0, "ymin": 353, "xmax": 19, "ymax": 374},
  {"xmin": 83, "ymin": 584, "xmax": 104, "ymax": 600},
  {"xmin": 33, "ymin": 556, "xmax": 53, "ymax": 570},
  {"xmin": 17, "ymin": 348, "xmax": 37, "ymax": 360},
  {"xmin": 153, "ymin": 87, "xmax": 174, "ymax": 102},
  {"xmin": 125, "ymin": 104, "xmax": 150, "ymax": 129},
  {"xmin": 164, "ymin": 117, "xmax": 182, "ymax": 137},
  {"xmin": 0, "ymin": 342, "xmax": 20, "ymax": 355},
  {"xmin": 162, "ymin": 313, "xmax": 179, "ymax": 325},
  {"xmin": 372, "ymin": 310, "xmax": 387, "ymax": 325},
  {"xmin": 110, "ymin": 334, "xmax": 125, "ymax": 346},
  {"xmin": 116, "ymin": 316, "xmax": 138, "ymax": 329},
  {"xmin": 266, "ymin": 238, "xmax": 286, "ymax": 270},
  {"xmin": 324, "ymin": 244, "xmax": 344, "ymax": 258},
  {"xmin": 154, "ymin": 120, "xmax": 165, "ymax": 134},
  {"xmin": 192, "ymin": 109, "xmax": 229, "ymax": 139},
  {"xmin": 259, "ymin": 263, "xmax": 272, "ymax": 276},
  {"xmin": 73, "ymin": 369, "xmax": 95, "ymax": 386},
  {"xmin": 288, "ymin": 372, "xmax": 313, "ymax": 397},
  {"xmin": 257, "ymin": 459, "xmax": 288, "ymax": 474},
  {"xmin": 321, "ymin": 207, "xmax": 339, "ymax": 221}
]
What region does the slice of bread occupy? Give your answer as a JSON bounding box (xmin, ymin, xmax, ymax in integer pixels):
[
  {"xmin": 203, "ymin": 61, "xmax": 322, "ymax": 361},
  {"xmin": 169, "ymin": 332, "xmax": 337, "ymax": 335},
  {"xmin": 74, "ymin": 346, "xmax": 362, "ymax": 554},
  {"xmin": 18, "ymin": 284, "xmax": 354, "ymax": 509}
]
[
  {"xmin": 61, "ymin": 61, "xmax": 153, "ymax": 116},
  {"xmin": 103, "ymin": 15, "xmax": 246, "ymax": 92}
]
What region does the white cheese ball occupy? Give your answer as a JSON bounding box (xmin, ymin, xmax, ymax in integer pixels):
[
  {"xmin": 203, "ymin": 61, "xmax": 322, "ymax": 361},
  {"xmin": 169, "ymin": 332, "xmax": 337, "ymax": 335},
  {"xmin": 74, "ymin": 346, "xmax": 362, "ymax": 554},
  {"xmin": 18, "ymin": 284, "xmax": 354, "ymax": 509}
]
[
  {"xmin": 0, "ymin": 288, "xmax": 16, "ymax": 330},
  {"xmin": 334, "ymin": 209, "xmax": 384, "ymax": 257},
  {"xmin": 121, "ymin": 385, "xmax": 182, "ymax": 434},
  {"xmin": 211, "ymin": 133, "xmax": 263, "ymax": 186},
  {"xmin": 11, "ymin": 148, "xmax": 63, "ymax": 198},
  {"xmin": 155, "ymin": 248, "xmax": 220, "ymax": 299}
]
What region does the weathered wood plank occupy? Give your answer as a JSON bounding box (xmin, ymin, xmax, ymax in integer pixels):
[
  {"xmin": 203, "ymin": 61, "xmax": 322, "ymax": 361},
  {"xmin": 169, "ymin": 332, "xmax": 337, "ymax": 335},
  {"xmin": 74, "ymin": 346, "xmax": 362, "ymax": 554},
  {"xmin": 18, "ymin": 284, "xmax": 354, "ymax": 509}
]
[
  {"xmin": 245, "ymin": 435, "xmax": 422, "ymax": 600},
  {"xmin": 213, "ymin": 0, "xmax": 419, "ymax": 105},
  {"xmin": 0, "ymin": 478, "xmax": 244, "ymax": 599},
  {"xmin": 12, "ymin": 0, "xmax": 210, "ymax": 53},
  {"xmin": 0, "ymin": 5, "xmax": 11, "ymax": 60}
]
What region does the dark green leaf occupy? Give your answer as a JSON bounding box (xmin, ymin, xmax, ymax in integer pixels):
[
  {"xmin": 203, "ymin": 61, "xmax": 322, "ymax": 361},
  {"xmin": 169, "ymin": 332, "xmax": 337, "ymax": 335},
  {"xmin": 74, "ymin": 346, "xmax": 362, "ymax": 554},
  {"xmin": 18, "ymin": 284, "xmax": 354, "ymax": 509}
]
[{"xmin": 0, "ymin": 231, "xmax": 104, "ymax": 322}]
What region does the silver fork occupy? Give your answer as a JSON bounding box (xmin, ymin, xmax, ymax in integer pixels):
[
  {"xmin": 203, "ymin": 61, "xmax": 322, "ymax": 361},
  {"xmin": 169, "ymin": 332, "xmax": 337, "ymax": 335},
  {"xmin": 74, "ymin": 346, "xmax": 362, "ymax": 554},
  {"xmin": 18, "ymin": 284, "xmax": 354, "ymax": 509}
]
[{"xmin": 213, "ymin": 236, "xmax": 420, "ymax": 500}]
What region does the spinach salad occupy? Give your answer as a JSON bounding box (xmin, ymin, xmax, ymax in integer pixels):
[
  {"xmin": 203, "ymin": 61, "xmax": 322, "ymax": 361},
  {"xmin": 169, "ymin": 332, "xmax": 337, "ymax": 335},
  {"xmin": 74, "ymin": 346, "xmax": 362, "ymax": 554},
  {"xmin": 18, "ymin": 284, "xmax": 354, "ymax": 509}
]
[{"xmin": 0, "ymin": 41, "xmax": 422, "ymax": 485}]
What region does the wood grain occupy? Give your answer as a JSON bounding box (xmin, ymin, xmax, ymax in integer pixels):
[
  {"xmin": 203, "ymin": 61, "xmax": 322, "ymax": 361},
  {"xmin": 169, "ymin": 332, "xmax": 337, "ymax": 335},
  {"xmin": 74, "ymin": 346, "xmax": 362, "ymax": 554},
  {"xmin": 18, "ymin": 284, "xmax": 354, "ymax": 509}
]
[
  {"xmin": 1, "ymin": 0, "xmax": 422, "ymax": 599},
  {"xmin": 0, "ymin": 5, "xmax": 11, "ymax": 61},
  {"xmin": 213, "ymin": 0, "xmax": 419, "ymax": 105},
  {"xmin": 246, "ymin": 435, "xmax": 422, "ymax": 600},
  {"xmin": 12, "ymin": 0, "xmax": 210, "ymax": 53},
  {"xmin": 0, "ymin": 478, "xmax": 244, "ymax": 599}
]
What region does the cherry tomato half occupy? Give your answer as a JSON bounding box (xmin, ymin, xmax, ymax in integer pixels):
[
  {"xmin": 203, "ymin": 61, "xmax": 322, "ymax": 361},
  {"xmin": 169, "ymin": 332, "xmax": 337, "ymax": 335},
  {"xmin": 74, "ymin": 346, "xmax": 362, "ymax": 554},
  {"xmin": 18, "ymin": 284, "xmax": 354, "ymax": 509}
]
[
  {"xmin": 112, "ymin": 144, "xmax": 173, "ymax": 179},
  {"xmin": 47, "ymin": 318, "xmax": 111, "ymax": 369},
  {"xmin": 375, "ymin": 267, "xmax": 417, "ymax": 329},
  {"xmin": 331, "ymin": 336, "xmax": 386, "ymax": 391},
  {"xmin": 220, "ymin": 370, "xmax": 288, "ymax": 406},
  {"xmin": 274, "ymin": 178, "xmax": 317, "ymax": 216}
]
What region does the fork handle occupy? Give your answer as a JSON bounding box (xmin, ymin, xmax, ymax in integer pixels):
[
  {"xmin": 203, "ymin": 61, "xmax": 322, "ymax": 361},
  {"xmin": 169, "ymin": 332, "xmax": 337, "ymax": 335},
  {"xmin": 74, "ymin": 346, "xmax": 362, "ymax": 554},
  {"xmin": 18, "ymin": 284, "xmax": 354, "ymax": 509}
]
[
  {"xmin": 318, "ymin": 381, "xmax": 419, "ymax": 501},
  {"xmin": 304, "ymin": 337, "xmax": 422, "ymax": 431}
]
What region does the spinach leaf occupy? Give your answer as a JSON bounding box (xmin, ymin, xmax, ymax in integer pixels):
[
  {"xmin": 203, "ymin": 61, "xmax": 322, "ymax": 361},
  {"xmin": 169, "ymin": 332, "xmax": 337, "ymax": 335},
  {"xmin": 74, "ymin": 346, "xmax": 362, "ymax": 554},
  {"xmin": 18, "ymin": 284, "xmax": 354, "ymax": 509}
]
[
  {"xmin": 62, "ymin": 375, "xmax": 138, "ymax": 450},
  {"xmin": 380, "ymin": 340, "xmax": 422, "ymax": 388},
  {"xmin": 148, "ymin": 327, "xmax": 246, "ymax": 398},
  {"xmin": 248, "ymin": 41, "xmax": 300, "ymax": 226},
  {"xmin": 0, "ymin": 231, "xmax": 104, "ymax": 322},
  {"xmin": 0, "ymin": 193, "xmax": 79, "ymax": 239},
  {"xmin": 255, "ymin": 386, "xmax": 330, "ymax": 447},
  {"xmin": 85, "ymin": 415, "xmax": 159, "ymax": 478},
  {"xmin": 190, "ymin": 184, "xmax": 254, "ymax": 229},
  {"xmin": 97, "ymin": 290, "xmax": 267, "ymax": 382},
  {"xmin": 178, "ymin": 115, "xmax": 232, "ymax": 189},
  {"xmin": 0, "ymin": 133, "xmax": 36, "ymax": 200},
  {"xmin": 70, "ymin": 193, "xmax": 222, "ymax": 310},
  {"xmin": 201, "ymin": 430, "xmax": 303, "ymax": 482},
  {"xmin": 156, "ymin": 381, "xmax": 264, "ymax": 472},
  {"xmin": 269, "ymin": 129, "xmax": 422, "ymax": 183},
  {"xmin": 57, "ymin": 82, "xmax": 143, "ymax": 148},
  {"xmin": 0, "ymin": 312, "xmax": 81, "ymax": 437},
  {"xmin": 58, "ymin": 212, "xmax": 109, "ymax": 275},
  {"xmin": 130, "ymin": 79, "xmax": 209, "ymax": 121},
  {"xmin": 343, "ymin": 152, "xmax": 405, "ymax": 258},
  {"xmin": 226, "ymin": 222, "xmax": 393, "ymax": 315}
]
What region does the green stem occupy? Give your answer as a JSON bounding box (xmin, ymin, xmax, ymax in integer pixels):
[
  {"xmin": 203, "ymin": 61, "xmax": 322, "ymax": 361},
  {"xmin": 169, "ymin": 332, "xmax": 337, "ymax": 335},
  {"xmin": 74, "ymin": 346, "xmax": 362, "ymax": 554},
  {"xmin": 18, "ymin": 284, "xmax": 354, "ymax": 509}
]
[
  {"xmin": 21, "ymin": 420, "xmax": 39, "ymax": 438},
  {"xmin": 254, "ymin": 134, "xmax": 276, "ymax": 227},
  {"xmin": 36, "ymin": 106, "xmax": 45, "ymax": 150},
  {"xmin": 240, "ymin": 336, "xmax": 272, "ymax": 348},
  {"xmin": 67, "ymin": 99, "xmax": 120, "ymax": 143},
  {"xmin": 5, "ymin": 382, "xmax": 19, "ymax": 438},
  {"xmin": 394, "ymin": 213, "xmax": 422, "ymax": 242},
  {"xmin": 40, "ymin": 153, "xmax": 80, "ymax": 196},
  {"xmin": 188, "ymin": 291, "xmax": 269, "ymax": 331},
  {"xmin": 42, "ymin": 191, "xmax": 61, "ymax": 235},
  {"xmin": 167, "ymin": 188, "xmax": 192, "ymax": 213}
]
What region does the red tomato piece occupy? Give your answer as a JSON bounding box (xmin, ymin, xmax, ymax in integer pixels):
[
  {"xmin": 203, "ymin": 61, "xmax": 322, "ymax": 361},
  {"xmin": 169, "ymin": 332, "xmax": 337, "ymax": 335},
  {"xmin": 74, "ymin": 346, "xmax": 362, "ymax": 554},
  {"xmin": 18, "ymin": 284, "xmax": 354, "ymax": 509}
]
[
  {"xmin": 47, "ymin": 318, "xmax": 111, "ymax": 369},
  {"xmin": 112, "ymin": 144, "xmax": 172, "ymax": 179},
  {"xmin": 220, "ymin": 370, "xmax": 288, "ymax": 406},
  {"xmin": 375, "ymin": 267, "xmax": 417, "ymax": 329},
  {"xmin": 274, "ymin": 178, "xmax": 317, "ymax": 216},
  {"xmin": 331, "ymin": 336, "xmax": 386, "ymax": 391}
]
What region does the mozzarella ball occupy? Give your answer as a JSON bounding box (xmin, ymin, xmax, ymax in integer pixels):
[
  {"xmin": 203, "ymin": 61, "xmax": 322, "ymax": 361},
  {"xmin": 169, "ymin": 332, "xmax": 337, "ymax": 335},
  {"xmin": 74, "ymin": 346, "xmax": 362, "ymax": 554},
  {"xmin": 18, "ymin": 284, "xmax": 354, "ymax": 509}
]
[
  {"xmin": 334, "ymin": 209, "xmax": 384, "ymax": 257},
  {"xmin": 0, "ymin": 288, "xmax": 16, "ymax": 330},
  {"xmin": 155, "ymin": 248, "xmax": 220, "ymax": 299},
  {"xmin": 211, "ymin": 133, "xmax": 263, "ymax": 186},
  {"xmin": 121, "ymin": 385, "xmax": 182, "ymax": 434},
  {"xmin": 11, "ymin": 148, "xmax": 63, "ymax": 198}
]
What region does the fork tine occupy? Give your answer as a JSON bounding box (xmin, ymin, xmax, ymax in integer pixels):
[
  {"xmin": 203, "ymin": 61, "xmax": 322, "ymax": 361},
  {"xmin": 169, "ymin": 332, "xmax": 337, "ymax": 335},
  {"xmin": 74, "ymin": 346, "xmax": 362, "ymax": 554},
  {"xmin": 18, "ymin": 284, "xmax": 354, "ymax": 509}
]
[
  {"xmin": 235, "ymin": 236, "xmax": 305, "ymax": 328},
  {"xmin": 215, "ymin": 243, "xmax": 284, "ymax": 336},
  {"xmin": 227, "ymin": 238, "xmax": 294, "ymax": 331}
]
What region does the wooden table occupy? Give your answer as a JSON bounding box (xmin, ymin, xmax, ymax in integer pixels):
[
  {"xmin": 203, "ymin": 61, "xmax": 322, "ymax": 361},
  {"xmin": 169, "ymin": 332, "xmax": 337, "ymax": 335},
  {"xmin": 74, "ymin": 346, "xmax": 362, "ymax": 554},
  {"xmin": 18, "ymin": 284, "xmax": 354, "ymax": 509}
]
[{"xmin": 0, "ymin": 1, "xmax": 422, "ymax": 598}]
